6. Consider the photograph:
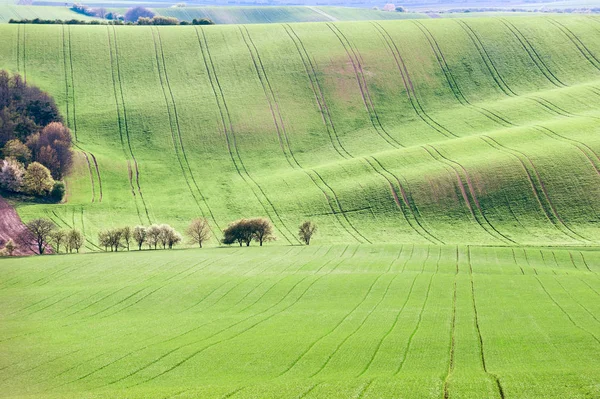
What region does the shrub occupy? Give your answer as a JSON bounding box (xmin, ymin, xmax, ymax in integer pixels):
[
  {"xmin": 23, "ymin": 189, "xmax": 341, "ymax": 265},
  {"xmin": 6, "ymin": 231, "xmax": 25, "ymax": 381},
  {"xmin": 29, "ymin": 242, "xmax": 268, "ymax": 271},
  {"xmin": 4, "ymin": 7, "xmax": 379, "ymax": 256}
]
[
  {"xmin": 192, "ymin": 18, "xmax": 214, "ymax": 25},
  {"xmin": 0, "ymin": 158, "xmax": 25, "ymax": 193},
  {"xmin": 124, "ymin": 6, "xmax": 155, "ymax": 22},
  {"xmin": 23, "ymin": 162, "xmax": 54, "ymax": 196},
  {"xmin": 298, "ymin": 221, "xmax": 317, "ymax": 245},
  {"xmin": 50, "ymin": 181, "xmax": 65, "ymax": 202},
  {"xmin": 4, "ymin": 239, "xmax": 17, "ymax": 256},
  {"xmin": 2, "ymin": 139, "xmax": 31, "ymax": 164}
]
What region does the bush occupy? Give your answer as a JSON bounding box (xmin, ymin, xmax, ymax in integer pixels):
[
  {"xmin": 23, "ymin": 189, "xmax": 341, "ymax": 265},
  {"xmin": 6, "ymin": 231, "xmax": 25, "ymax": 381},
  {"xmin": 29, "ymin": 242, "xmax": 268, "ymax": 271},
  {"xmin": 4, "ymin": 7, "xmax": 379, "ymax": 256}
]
[
  {"xmin": 125, "ymin": 6, "xmax": 155, "ymax": 22},
  {"xmin": 23, "ymin": 162, "xmax": 54, "ymax": 196},
  {"xmin": 222, "ymin": 218, "xmax": 275, "ymax": 247},
  {"xmin": 192, "ymin": 18, "xmax": 214, "ymax": 25},
  {"xmin": 50, "ymin": 181, "xmax": 65, "ymax": 202},
  {"xmin": 2, "ymin": 139, "xmax": 31, "ymax": 164},
  {"xmin": 0, "ymin": 158, "xmax": 25, "ymax": 193}
]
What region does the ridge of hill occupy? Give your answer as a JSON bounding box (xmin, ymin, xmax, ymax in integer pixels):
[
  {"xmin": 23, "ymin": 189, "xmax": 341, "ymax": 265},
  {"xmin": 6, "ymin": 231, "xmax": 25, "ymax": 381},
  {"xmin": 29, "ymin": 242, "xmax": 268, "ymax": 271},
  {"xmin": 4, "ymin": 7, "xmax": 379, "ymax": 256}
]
[{"xmin": 1, "ymin": 15, "xmax": 600, "ymax": 248}]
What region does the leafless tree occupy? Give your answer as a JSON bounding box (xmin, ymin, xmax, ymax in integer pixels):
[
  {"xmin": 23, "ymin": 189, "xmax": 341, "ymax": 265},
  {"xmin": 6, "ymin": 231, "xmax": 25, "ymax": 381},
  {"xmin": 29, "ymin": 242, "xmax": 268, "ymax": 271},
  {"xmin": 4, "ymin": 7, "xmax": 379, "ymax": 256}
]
[
  {"xmin": 186, "ymin": 218, "xmax": 210, "ymax": 248},
  {"xmin": 18, "ymin": 218, "xmax": 55, "ymax": 255},
  {"xmin": 50, "ymin": 230, "xmax": 66, "ymax": 253},
  {"xmin": 298, "ymin": 221, "xmax": 317, "ymax": 245}
]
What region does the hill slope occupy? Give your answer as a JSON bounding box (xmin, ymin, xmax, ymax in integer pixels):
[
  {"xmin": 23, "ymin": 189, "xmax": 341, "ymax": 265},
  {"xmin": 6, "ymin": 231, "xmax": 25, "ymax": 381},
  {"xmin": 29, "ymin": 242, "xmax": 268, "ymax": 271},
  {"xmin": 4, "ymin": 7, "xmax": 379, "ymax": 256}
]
[{"xmin": 1, "ymin": 16, "xmax": 600, "ymax": 248}]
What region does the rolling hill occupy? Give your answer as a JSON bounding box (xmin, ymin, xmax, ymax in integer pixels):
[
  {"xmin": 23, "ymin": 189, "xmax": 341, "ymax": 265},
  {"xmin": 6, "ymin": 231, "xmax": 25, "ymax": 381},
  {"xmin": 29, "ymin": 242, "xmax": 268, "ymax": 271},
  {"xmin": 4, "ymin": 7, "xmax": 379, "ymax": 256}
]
[{"xmin": 2, "ymin": 16, "xmax": 600, "ymax": 248}]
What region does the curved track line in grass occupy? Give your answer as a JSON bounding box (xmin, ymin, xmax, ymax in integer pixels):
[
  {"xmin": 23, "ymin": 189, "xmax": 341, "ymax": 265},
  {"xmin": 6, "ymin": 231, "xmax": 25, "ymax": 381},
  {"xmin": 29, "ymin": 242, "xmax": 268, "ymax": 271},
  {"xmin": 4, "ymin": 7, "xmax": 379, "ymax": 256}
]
[
  {"xmin": 61, "ymin": 25, "xmax": 73, "ymax": 140},
  {"xmin": 283, "ymin": 24, "xmax": 351, "ymax": 159},
  {"xmin": 239, "ymin": 26, "xmax": 365, "ymax": 244},
  {"xmin": 535, "ymin": 276, "xmax": 600, "ymax": 346},
  {"xmin": 579, "ymin": 252, "xmax": 594, "ymax": 274},
  {"xmin": 127, "ymin": 264, "xmax": 343, "ymax": 388},
  {"xmin": 16, "ymin": 24, "xmax": 20, "ymax": 74},
  {"xmin": 428, "ymin": 144, "xmax": 516, "ymax": 244},
  {"xmin": 547, "ymin": 18, "xmax": 600, "ymax": 72},
  {"xmin": 467, "ymin": 247, "xmax": 505, "ymax": 399},
  {"xmin": 104, "ymin": 256, "xmax": 336, "ymax": 387},
  {"xmin": 80, "ymin": 151, "xmax": 95, "ymax": 203},
  {"xmin": 553, "ymin": 277, "xmax": 600, "ymax": 325},
  {"xmin": 23, "ymin": 291, "xmax": 81, "ymax": 317},
  {"xmin": 499, "ymin": 18, "xmax": 566, "ymax": 88},
  {"xmin": 277, "ymin": 272, "xmax": 385, "ymax": 378},
  {"xmin": 522, "ymin": 248, "xmax": 538, "ymax": 275},
  {"xmin": 106, "ymin": 27, "xmax": 143, "ymax": 225},
  {"xmin": 111, "ymin": 26, "xmax": 151, "ymax": 224},
  {"xmin": 67, "ymin": 26, "xmax": 77, "ymax": 135},
  {"xmin": 326, "ymin": 23, "xmax": 403, "ymax": 148},
  {"xmin": 394, "ymin": 273, "xmax": 434, "ymax": 375},
  {"xmin": 540, "ymin": 250, "xmax": 558, "ymax": 275},
  {"xmin": 153, "ymin": 28, "xmax": 220, "ymax": 235},
  {"xmin": 422, "ymin": 145, "xmax": 507, "ymax": 244},
  {"xmin": 357, "ymin": 272, "xmax": 419, "ymax": 377},
  {"xmin": 372, "ymin": 22, "xmax": 457, "ymax": 140},
  {"xmin": 195, "ymin": 27, "xmax": 297, "ymax": 244},
  {"xmin": 89, "ymin": 153, "xmax": 103, "ymax": 202},
  {"xmin": 365, "ymin": 157, "xmax": 442, "ymax": 244},
  {"xmin": 22, "ymin": 24, "xmax": 26, "ymax": 82},
  {"xmin": 481, "ymin": 135, "xmax": 590, "ymax": 243},
  {"xmin": 511, "ymin": 248, "xmax": 525, "ymax": 275},
  {"xmin": 0, "ymin": 348, "xmax": 82, "ymax": 384},
  {"xmin": 310, "ymin": 273, "xmax": 398, "ymax": 378},
  {"xmin": 297, "ymin": 383, "xmax": 321, "ymax": 398},
  {"xmin": 443, "ymin": 276, "xmax": 457, "ymax": 399}
]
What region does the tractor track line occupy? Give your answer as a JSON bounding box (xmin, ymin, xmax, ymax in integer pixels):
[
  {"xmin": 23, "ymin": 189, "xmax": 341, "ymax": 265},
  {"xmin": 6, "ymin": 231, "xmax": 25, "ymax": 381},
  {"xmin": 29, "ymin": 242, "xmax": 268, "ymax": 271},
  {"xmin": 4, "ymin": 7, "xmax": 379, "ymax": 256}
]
[
  {"xmin": 89, "ymin": 153, "xmax": 103, "ymax": 202},
  {"xmin": 365, "ymin": 157, "xmax": 440, "ymax": 244},
  {"xmin": 372, "ymin": 21, "xmax": 457, "ymax": 139},
  {"xmin": 579, "ymin": 252, "xmax": 594, "ymax": 273},
  {"xmin": 50, "ymin": 209, "xmax": 103, "ymax": 251},
  {"xmin": 522, "ymin": 248, "xmax": 538, "ymax": 275},
  {"xmin": 106, "ymin": 257, "xmax": 334, "ymax": 386},
  {"xmin": 427, "ymin": 144, "xmax": 516, "ymax": 244},
  {"xmin": 61, "ymin": 25, "xmax": 74, "ymax": 140},
  {"xmin": 154, "ymin": 28, "xmax": 219, "ymax": 233},
  {"xmin": 297, "ymin": 383, "xmax": 321, "ymax": 398},
  {"xmin": 422, "ymin": 145, "xmax": 507, "ymax": 244},
  {"xmin": 499, "ymin": 18, "xmax": 566, "ymax": 88},
  {"xmin": 240, "ymin": 26, "xmax": 365, "ymax": 244},
  {"xmin": 67, "ymin": 26, "xmax": 78, "ymax": 134},
  {"xmin": 443, "ymin": 277, "xmax": 457, "ymax": 399},
  {"xmin": 278, "ymin": 272, "xmax": 385, "ymax": 377},
  {"xmin": 535, "ymin": 276, "xmax": 600, "ymax": 346},
  {"xmin": 540, "ymin": 250, "xmax": 558, "ymax": 275},
  {"xmin": 196, "ymin": 26, "xmax": 296, "ymax": 244},
  {"xmin": 357, "ymin": 273, "xmax": 419, "ymax": 377},
  {"xmin": 106, "ymin": 27, "xmax": 143, "ymax": 224},
  {"xmin": 394, "ymin": 273, "xmax": 434, "ymax": 375},
  {"xmin": 553, "ymin": 277, "xmax": 600, "ymax": 325},
  {"xmin": 547, "ymin": 18, "xmax": 600, "ymax": 72},
  {"xmin": 326, "ymin": 22, "xmax": 403, "ymax": 148},
  {"xmin": 127, "ymin": 259, "xmax": 346, "ymax": 388},
  {"xmin": 310, "ymin": 273, "xmax": 398, "ymax": 378},
  {"xmin": 481, "ymin": 135, "xmax": 590, "ymax": 243},
  {"xmin": 111, "ymin": 26, "xmax": 151, "ymax": 224},
  {"xmin": 468, "ymin": 247, "xmax": 505, "ymax": 399},
  {"xmin": 80, "ymin": 151, "xmax": 95, "ymax": 203},
  {"xmin": 283, "ymin": 24, "xmax": 351, "ymax": 159},
  {"xmin": 511, "ymin": 248, "xmax": 526, "ymax": 275}
]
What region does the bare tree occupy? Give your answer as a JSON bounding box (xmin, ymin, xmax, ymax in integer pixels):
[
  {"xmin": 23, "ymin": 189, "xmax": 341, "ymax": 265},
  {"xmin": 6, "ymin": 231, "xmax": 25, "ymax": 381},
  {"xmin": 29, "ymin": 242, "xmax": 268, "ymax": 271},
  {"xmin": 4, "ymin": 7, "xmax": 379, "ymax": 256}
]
[
  {"xmin": 67, "ymin": 229, "xmax": 83, "ymax": 253},
  {"xmin": 298, "ymin": 221, "xmax": 317, "ymax": 245},
  {"xmin": 133, "ymin": 226, "xmax": 146, "ymax": 250},
  {"xmin": 50, "ymin": 230, "xmax": 66, "ymax": 253},
  {"xmin": 251, "ymin": 218, "xmax": 275, "ymax": 246},
  {"xmin": 186, "ymin": 218, "xmax": 211, "ymax": 248},
  {"xmin": 146, "ymin": 225, "xmax": 161, "ymax": 250},
  {"xmin": 18, "ymin": 218, "xmax": 55, "ymax": 255},
  {"xmin": 121, "ymin": 226, "xmax": 132, "ymax": 251}
]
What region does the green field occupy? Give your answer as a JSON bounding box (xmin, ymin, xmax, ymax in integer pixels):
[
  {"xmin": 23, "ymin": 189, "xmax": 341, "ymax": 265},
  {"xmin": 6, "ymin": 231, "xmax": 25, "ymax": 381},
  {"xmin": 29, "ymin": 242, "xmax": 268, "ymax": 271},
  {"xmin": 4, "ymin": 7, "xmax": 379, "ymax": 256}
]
[
  {"xmin": 2, "ymin": 245, "xmax": 600, "ymax": 398},
  {"xmin": 2, "ymin": 16, "xmax": 600, "ymax": 248},
  {"xmin": 0, "ymin": 5, "xmax": 97, "ymax": 22}
]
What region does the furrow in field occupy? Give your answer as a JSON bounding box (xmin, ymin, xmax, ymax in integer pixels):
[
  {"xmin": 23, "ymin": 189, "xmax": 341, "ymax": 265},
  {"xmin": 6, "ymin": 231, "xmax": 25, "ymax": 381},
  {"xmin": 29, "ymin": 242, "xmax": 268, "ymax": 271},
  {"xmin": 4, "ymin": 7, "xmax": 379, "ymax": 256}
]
[
  {"xmin": 283, "ymin": 24, "xmax": 351, "ymax": 159},
  {"xmin": 421, "ymin": 145, "xmax": 505, "ymax": 243},
  {"xmin": 61, "ymin": 25, "xmax": 73, "ymax": 139},
  {"xmin": 195, "ymin": 26, "xmax": 297, "ymax": 244},
  {"xmin": 298, "ymin": 383, "xmax": 321, "ymax": 398},
  {"xmin": 67, "ymin": 26, "xmax": 78, "ymax": 135},
  {"xmin": 522, "ymin": 248, "xmax": 538, "ymax": 275},
  {"xmin": 535, "ymin": 276, "xmax": 600, "ymax": 345},
  {"xmin": 499, "ymin": 18, "xmax": 566, "ymax": 88},
  {"xmin": 467, "ymin": 247, "xmax": 505, "ymax": 399},
  {"xmin": 111, "ymin": 26, "xmax": 151, "ymax": 224},
  {"xmin": 357, "ymin": 273, "xmax": 419, "ymax": 377},
  {"xmin": 153, "ymin": 28, "xmax": 220, "ymax": 234},
  {"xmin": 511, "ymin": 248, "xmax": 525, "ymax": 275},
  {"xmin": 539, "ymin": 250, "xmax": 558, "ymax": 275},
  {"xmin": 89, "ymin": 153, "xmax": 103, "ymax": 202},
  {"xmin": 310, "ymin": 273, "xmax": 398, "ymax": 377},
  {"xmin": 579, "ymin": 252, "xmax": 594, "ymax": 273},
  {"xmin": 428, "ymin": 144, "xmax": 516, "ymax": 244},
  {"xmin": 80, "ymin": 151, "xmax": 95, "ymax": 203},
  {"xmin": 372, "ymin": 22, "xmax": 458, "ymax": 139},
  {"xmin": 0, "ymin": 348, "xmax": 82, "ymax": 384},
  {"xmin": 365, "ymin": 157, "xmax": 442, "ymax": 244},
  {"xmin": 326, "ymin": 22, "xmax": 404, "ymax": 148},
  {"xmin": 480, "ymin": 135, "xmax": 590, "ymax": 243},
  {"xmin": 394, "ymin": 273, "xmax": 434, "ymax": 375},
  {"xmin": 277, "ymin": 272, "xmax": 384, "ymax": 377},
  {"xmin": 239, "ymin": 26, "xmax": 366, "ymax": 244},
  {"xmin": 443, "ymin": 277, "xmax": 457, "ymax": 399},
  {"xmin": 106, "ymin": 27, "xmax": 144, "ymax": 225},
  {"xmin": 547, "ymin": 18, "xmax": 600, "ymax": 72},
  {"xmin": 356, "ymin": 380, "xmax": 374, "ymax": 398}
]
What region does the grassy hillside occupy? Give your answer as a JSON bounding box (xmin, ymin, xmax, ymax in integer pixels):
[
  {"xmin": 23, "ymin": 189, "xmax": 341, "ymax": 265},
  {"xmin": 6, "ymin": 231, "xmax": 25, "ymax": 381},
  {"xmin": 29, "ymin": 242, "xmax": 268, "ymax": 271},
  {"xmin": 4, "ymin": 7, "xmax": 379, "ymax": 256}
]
[
  {"xmin": 1, "ymin": 15, "xmax": 600, "ymax": 248},
  {"xmin": 0, "ymin": 5, "xmax": 97, "ymax": 22},
  {"xmin": 2, "ymin": 245, "xmax": 600, "ymax": 398},
  {"xmin": 152, "ymin": 6, "xmax": 428, "ymax": 24}
]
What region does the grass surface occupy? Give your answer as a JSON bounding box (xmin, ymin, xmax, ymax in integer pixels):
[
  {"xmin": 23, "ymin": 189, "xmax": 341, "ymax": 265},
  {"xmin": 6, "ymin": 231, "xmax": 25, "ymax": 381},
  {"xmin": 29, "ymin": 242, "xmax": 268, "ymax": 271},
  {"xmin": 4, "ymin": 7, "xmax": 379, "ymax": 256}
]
[
  {"xmin": 2, "ymin": 15, "xmax": 600, "ymax": 248},
  {"xmin": 1, "ymin": 244, "xmax": 600, "ymax": 398},
  {"xmin": 0, "ymin": 5, "xmax": 96, "ymax": 22}
]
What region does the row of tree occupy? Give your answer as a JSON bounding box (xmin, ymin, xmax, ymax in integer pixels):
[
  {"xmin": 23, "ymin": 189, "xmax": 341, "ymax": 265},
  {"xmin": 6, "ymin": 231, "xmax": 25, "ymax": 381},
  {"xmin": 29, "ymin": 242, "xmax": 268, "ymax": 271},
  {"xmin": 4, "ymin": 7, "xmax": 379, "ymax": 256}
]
[{"xmin": 1, "ymin": 217, "xmax": 317, "ymax": 256}]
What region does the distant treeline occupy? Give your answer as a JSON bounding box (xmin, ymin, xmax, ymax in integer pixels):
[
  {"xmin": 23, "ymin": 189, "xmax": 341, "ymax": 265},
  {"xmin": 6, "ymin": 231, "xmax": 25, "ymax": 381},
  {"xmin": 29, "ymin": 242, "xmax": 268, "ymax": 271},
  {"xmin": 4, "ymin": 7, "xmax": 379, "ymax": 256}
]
[
  {"xmin": 8, "ymin": 17, "xmax": 215, "ymax": 25},
  {"xmin": 434, "ymin": 7, "xmax": 600, "ymax": 13}
]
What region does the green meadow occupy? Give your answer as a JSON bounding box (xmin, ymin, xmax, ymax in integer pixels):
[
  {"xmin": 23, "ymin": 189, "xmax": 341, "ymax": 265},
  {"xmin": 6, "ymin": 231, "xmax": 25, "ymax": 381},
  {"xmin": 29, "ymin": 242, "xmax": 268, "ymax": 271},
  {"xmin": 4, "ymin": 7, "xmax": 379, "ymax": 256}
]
[
  {"xmin": 2, "ymin": 14, "xmax": 600, "ymax": 398},
  {"xmin": 2, "ymin": 245, "xmax": 600, "ymax": 398}
]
